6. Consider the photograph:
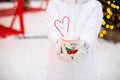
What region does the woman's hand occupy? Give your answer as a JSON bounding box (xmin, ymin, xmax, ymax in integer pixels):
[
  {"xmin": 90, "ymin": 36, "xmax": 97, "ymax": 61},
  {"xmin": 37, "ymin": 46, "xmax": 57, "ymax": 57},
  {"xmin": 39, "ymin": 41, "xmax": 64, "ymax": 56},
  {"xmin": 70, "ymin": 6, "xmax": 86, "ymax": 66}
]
[{"xmin": 73, "ymin": 40, "xmax": 90, "ymax": 62}]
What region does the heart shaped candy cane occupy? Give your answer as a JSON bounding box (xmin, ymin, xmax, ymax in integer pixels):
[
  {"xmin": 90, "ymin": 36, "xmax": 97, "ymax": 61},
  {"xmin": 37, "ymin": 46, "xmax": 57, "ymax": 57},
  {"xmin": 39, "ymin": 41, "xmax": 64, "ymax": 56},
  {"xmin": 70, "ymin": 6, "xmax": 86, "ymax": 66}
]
[{"xmin": 54, "ymin": 16, "xmax": 70, "ymax": 37}]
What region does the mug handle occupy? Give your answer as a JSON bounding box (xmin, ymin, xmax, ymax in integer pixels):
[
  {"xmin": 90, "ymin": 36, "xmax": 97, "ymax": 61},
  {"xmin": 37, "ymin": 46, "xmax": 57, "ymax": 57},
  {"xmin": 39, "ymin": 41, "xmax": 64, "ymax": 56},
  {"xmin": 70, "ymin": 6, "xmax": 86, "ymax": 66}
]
[{"xmin": 79, "ymin": 40, "xmax": 89, "ymax": 50}]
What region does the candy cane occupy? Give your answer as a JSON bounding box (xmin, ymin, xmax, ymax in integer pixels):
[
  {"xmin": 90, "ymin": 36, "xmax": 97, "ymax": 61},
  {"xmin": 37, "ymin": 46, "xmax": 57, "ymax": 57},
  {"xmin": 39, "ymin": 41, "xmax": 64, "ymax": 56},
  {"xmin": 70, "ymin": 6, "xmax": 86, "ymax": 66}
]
[
  {"xmin": 54, "ymin": 16, "xmax": 70, "ymax": 37},
  {"xmin": 63, "ymin": 16, "xmax": 70, "ymax": 32}
]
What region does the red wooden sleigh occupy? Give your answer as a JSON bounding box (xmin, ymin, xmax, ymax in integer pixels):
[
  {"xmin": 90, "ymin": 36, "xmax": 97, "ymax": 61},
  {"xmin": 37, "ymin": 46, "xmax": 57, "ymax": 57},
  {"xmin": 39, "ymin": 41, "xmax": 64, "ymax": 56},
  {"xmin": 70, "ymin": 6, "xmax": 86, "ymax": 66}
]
[{"xmin": 0, "ymin": 0, "xmax": 49, "ymax": 38}]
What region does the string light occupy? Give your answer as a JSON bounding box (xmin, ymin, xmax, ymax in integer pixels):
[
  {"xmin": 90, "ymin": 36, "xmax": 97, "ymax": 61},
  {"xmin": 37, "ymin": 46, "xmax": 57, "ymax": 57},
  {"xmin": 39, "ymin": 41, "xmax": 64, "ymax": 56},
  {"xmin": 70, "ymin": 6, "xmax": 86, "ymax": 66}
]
[
  {"xmin": 102, "ymin": 19, "xmax": 106, "ymax": 25},
  {"xmin": 106, "ymin": 24, "xmax": 110, "ymax": 29},
  {"xmin": 99, "ymin": 33, "xmax": 104, "ymax": 38},
  {"xmin": 99, "ymin": 0, "xmax": 120, "ymax": 39},
  {"xmin": 107, "ymin": 15, "xmax": 111, "ymax": 19},
  {"xmin": 110, "ymin": 25, "xmax": 114, "ymax": 29},
  {"xmin": 111, "ymin": 3, "xmax": 116, "ymax": 8},
  {"xmin": 116, "ymin": 6, "xmax": 119, "ymax": 9},
  {"xmin": 99, "ymin": 30, "xmax": 107, "ymax": 38},
  {"xmin": 107, "ymin": 1, "xmax": 111, "ymax": 5},
  {"xmin": 107, "ymin": 7, "xmax": 111, "ymax": 12},
  {"xmin": 103, "ymin": 30, "xmax": 107, "ymax": 34}
]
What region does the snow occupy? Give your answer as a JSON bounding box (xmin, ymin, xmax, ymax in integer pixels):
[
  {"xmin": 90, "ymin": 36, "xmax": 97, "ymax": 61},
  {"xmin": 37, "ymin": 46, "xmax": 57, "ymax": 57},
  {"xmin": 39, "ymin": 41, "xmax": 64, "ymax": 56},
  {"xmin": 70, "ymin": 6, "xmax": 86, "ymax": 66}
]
[
  {"xmin": 0, "ymin": 1, "xmax": 120, "ymax": 80},
  {"xmin": 96, "ymin": 39, "xmax": 120, "ymax": 80},
  {"xmin": 0, "ymin": 38, "xmax": 49, "ymax": 80}
]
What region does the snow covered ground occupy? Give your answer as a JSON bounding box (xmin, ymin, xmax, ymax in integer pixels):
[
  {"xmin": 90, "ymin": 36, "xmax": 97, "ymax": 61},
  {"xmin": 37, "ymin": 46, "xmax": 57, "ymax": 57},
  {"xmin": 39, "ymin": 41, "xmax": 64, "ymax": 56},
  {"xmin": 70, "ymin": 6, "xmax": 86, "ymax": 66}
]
[{"xmin": 0, "ymin": 1, "xmax": 120, "ymax": 80}]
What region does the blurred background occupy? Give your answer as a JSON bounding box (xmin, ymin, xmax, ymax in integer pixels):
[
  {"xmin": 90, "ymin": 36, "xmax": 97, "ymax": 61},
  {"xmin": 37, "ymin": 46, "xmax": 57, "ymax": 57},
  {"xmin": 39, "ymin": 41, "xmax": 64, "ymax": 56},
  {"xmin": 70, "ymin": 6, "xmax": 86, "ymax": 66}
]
[{"xmin": 0, "ymin": 0, "xmax": 120, "ymax": 80}]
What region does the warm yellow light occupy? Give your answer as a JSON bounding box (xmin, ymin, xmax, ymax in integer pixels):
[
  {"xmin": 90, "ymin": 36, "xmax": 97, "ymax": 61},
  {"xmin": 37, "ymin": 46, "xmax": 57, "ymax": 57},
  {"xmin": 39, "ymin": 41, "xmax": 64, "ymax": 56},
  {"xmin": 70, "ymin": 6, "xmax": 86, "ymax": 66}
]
[
  {"xmin": 110, "ymin": 25, "xmax": 114, "ymax": 29},
  {"xmin": 99, "ymin": 33, "xmax": 104, "ymax": 38},
  {"xmin": 106, "ymin": 24, "xmax": 110, "ymax": 29},
  {"xmin": 116, "ymin": 6, "xmax": 119, "ymax": 9},
  {"xmin": 107, "ymin": 15, "xmax": 111, "ymax": 19},
  {"xmin": 119, "ymin": 16, "xmax": 120, "ymax": 20},
  {"xmin": 103, "ymin": 30, "xmax": 107, "ymax": 34},
  {"xmin": 107, "ymin": 7, "xmax": 111, "ymax": 12},
  {"xmin": 111, "ymin": 4, "xmax": 114, "ymax": 7},
  {"xmin": 109, "ymin": 11, "xmax": 112, "ymax": 15},
  {"xmin": 107, "ymin": 1, "xmax": 111, "ymax": 5},
  {"xmin": 111, "ymin": 4, "xmax": 116, "ymax": 8},
  {"xmin": 106, "ymin": 8, "xmax": 112, "ymax": 15},
  {"xmin": 102, "ymin": 19, "xmax": 106, "ymax": 25}
]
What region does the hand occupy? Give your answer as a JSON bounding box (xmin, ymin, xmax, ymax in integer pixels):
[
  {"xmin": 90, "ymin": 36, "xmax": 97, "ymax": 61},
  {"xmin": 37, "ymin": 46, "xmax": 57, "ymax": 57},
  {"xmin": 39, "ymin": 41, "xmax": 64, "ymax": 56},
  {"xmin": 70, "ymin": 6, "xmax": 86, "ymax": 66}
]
[
  {"xmin": 79, "ymin": 40, "xmax": 89, "ymax": 54},
  {"xmin": 56, "ymin": 35, "xmax": 80, "ymax": 63},
  {"xmin": 73, "ymin": 40, "xmax": 90, "ymax": 62},
  {"xmin": 58, "ymin": 53, "xmax": 73, "ymax": 63},
  {"xmin": 56, "ymin": 38, "xmax": 73, "ymax": 63}
]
